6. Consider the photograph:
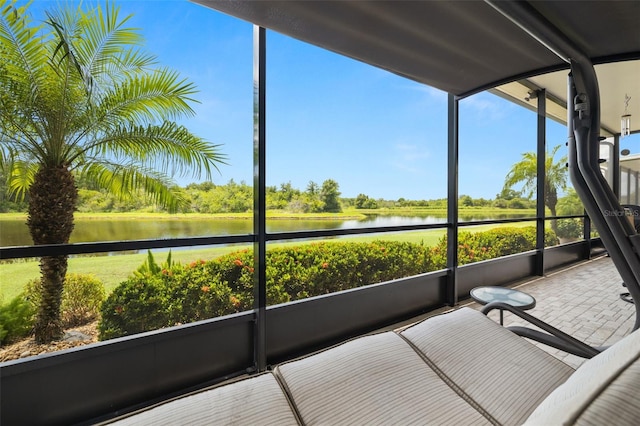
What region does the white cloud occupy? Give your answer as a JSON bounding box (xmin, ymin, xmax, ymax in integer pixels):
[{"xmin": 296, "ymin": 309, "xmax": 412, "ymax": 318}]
[
  {"xmin": 391, "ymin": 142, "xmax": 431, "ymax": 174},
  {"xmin": 461, "ymin": 92, "xmax": 516, "ymax": 121}
]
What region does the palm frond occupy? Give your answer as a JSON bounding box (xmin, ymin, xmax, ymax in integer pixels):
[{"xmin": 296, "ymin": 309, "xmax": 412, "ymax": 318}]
[
  {"xmin": 0, "ymin": 0, "xmax": 47, "ymax": 94},
  {"xmin": 7, "ymin": 159, "xmax": 37, "ymax": 201},
  {"xmin": 79, "ymin": 161, "xmax": 187, "ymax": 212},
  {"xmin": 75, "ymin": 2, "xmax": 155, "ymax": 95},
  {"xmin": 74, "ymin": 121, "xmax": 226, "ymax": 181},
  {"xmin": 96, "ymin": 69, "xmax": 199, "ymax": 126},
  {"xmin": 77, "ymin": 2, "xmax": 154, "ymax": 81},
  {"xmin": 504, "ymin": 145, "xmax": 568, "ymax": 199},
  {"xmin": 0, "ymin": 0, "xmax": 52, "ymax": 149}
]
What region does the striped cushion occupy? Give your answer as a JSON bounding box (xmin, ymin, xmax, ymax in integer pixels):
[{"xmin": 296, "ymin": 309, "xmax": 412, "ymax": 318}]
[
  {"xmin": 276, "ymin": 331, "xmax": 490, "ymax": 425},
  {"xmin": 109, "ymin": 373, "xmax": 299, "ymax": 426},
  {"xmin": 524, "ymin": 328, "xmax": 640, "ymax": 425},
  {"xmin": 401, "ymin": 307, "xmax": 575, "ymax": 425}
]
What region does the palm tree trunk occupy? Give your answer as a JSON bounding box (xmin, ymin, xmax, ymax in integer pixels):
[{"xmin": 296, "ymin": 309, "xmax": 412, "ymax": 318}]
[
  {"xmin": 28, "ymin": 165, "xmax": 77, "ymax": 343},
  {"xmin": 549, "ymin": 206, "xmax": 558, "ymax": 236},
  {"xmin": 545, "ymin": 184, "xmax": 559, "ymax": 236}
]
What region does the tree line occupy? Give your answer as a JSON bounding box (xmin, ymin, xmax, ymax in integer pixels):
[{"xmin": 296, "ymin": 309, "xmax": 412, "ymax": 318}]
[{"xmin": 1, "ymin": 177, "xmax": 545, "ymax": 214}]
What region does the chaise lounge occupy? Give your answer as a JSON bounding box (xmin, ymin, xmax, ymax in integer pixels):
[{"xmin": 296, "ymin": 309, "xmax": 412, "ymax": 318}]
[{"xmin": 106, "ymin": 306, "xmax": 640, "ymax": 425}]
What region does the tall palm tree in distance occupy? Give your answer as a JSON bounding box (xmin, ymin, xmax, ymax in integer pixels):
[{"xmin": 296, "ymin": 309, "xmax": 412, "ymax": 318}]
[
  {"xmin": 504, "ymin": 145, "xmax": 568, "ymax": 234},
  {"xmin": 0, "ymin": 0, "xmax": 226, "ymax": 342}
]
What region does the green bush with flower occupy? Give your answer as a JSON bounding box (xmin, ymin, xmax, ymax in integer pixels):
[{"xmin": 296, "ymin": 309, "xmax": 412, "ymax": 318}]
[
  {"xmin": 99, "ymin": 240, "xmax": 433, "ymax": 340},
  {"xmin": 430, "ymin": 226, "xmax": 559, "ymax": 268},
  {"xmin": 99, "ymin": 230, "xmax": 559, "ymax": 340}
]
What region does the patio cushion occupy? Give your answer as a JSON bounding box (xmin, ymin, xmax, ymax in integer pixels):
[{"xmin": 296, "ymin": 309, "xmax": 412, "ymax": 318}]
[
  {"xmin": 108, "ymin": 373, "xmax": 299, "ymax": 426},
  {"xmin": 401, "ymin": 307, "xmax": 575, "ymax": 425},
  {"xmin": 524, "ymin": 328, "xmax": 640, "ymax": 425},
  {"xmin": 275, "ymin": 331, "xmax": 491, "ymax": 425}
]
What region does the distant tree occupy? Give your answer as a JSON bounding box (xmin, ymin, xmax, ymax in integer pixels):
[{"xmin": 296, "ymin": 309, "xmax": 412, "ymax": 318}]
[
  {"xmin": 496, "ymin": 188, "xmax": 523, "ymax": 201},
  {"xmin": 459, "ymin": 195, "xmax": 474, "ymax": 207},
  {"xmin": 504, "ymin": 145, "xmax": 568, "ymax": 234},
  {"xmin": 473, "ymin": 197, "xmax": 492, "ymax": 207},
  {"xmin": 286, "ymin": 193, "xmax": 324, "ymax": 213},
  {"xmin": 320, "ymin": 179, "xmax": 342, "ymax": 212},
  {"xmin": 355, "ymin": 194, "xmax": 368, "ymax": 209},
  {"xmin": 493, "ymin": 198, "xmax": 509, "ymax": 208},
  {"xmin": 186, "ymin": 181, "xmax": 215, "ymax": 192},
  {"xmin": 306, "ymin": 181, "xmax": 319, "ymax": 195},
  {"xmin": 508, "ymin": 199, "xmax": 527, "ymax": 209},
  {"xmin": 355, "ymin": 193, "xmax": 378, "ymax": 209},
  {"xmin": 280, "ymin": 182, "xmax": 300, "ymax": 202}
]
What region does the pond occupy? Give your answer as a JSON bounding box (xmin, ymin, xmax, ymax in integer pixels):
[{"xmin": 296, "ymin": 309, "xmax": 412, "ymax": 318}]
[{"xmin": 0, "ymin": 212, "xmax": 533, "ymax": 247}]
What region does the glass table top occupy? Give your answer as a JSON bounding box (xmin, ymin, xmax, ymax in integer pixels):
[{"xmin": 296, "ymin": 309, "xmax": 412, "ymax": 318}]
[{"xmin": 470, "ymin": 286, "xmax": 536, "ymax": 309}]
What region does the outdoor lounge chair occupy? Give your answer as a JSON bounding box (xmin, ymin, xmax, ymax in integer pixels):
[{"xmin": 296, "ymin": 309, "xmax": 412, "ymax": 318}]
[{"xmin": 105, "ymin": 305, "xmax": 640, "ymax": 425}]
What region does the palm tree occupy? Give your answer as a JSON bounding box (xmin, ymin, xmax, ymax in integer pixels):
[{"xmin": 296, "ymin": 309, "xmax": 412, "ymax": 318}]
[
  {"xmin": 503, "ymin": 145, "xmax": 568, "ymax": 234},
  {"xmin": 0, "ymin": 1, "xmax": 225, "ymax": 342}
]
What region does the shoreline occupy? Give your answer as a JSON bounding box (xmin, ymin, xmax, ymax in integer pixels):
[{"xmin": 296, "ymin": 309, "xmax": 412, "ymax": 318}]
[{"xmin": 0, "ymin": 207, "xmax": 536, "ymax": 221}]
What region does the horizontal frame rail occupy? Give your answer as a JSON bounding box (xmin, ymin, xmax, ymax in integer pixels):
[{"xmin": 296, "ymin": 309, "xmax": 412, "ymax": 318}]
[{"xmin": 1, "ymin": 214, "xmax": 592, "ymax": 260}]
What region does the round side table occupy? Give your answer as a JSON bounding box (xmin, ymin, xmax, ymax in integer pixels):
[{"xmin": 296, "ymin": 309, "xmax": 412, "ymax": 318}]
[{"xmin": 470, "ymin": 286, "xmax": 536, "ymax": 325}]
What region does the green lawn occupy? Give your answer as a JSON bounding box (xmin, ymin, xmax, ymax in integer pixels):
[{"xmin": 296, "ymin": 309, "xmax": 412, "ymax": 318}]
[{"xmin": 0, "ymin": 221, "xmax": 536, "ymax": 303}]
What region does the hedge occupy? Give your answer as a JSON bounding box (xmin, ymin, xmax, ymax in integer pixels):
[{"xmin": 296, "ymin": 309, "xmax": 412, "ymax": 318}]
[
  {"xmin": 99, "ymin": 240, "xmax": 432, "ymax": 339},
  {"xmin": 99, "ymin": 228, "xmax": 557, "ymax": 340},
  {"xmin": 431, "ymin": 226, "xmax": 559, "ymax": 268}
]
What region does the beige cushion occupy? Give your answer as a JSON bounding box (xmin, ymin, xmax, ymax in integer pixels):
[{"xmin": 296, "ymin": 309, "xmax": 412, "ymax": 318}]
[
  {"xmin": 401, "ymin": 307, "xmax": 575, "ymax": 425},
  {"xmin": 276, "ymin": 331, "xmax": 490, "ymax": 426},
  {"xmin": 109, "ymin": 373, "xmax": 299, "ymax": 426},
  {"xmin": 524, "ymin": 328, "xmax": 640, "ymax": 426}
]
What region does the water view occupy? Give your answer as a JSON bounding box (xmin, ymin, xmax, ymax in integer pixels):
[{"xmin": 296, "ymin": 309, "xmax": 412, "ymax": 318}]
[{"xmin": 0, "ymin": 212, "xmax": 533, "ymax": 247}]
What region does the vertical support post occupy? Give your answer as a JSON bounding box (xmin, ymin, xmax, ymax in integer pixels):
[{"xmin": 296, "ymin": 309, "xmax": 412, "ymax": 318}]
[
  {"xmin": 252, "ymin": 25, "xmax": 267, "ymax": 372},
  {"xmin": 636, "ymin": 171, "xmax": 639, "ymax": 205},
  {"xmin": 446, "ymin": 93, "xmax": 459, "ymax": 306},
  {"xmin": 613, "ymin": 135, "xmax": 620, "ymax": 199},
  {"xmin": 536, "ymin": 89, "xmax": 546, "ymax": 275},
  {"xmin": 583, "ymin": 212, "xmax": 592, "ymax": 259},
  {"xmin": 625, "ymin": 169, "xmax": 633, "ymax": 204}
]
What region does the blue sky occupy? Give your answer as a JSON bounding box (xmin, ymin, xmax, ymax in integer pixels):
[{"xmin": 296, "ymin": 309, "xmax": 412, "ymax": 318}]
[{"xmin": 19, "ymin": 0, "xmax": 638, "ymax": 200}]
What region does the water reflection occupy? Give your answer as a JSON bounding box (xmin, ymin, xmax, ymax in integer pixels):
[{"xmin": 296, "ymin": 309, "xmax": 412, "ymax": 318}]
[{"xmin": 0, "ymin": 213, "xmax": 532, "ymax": 247}]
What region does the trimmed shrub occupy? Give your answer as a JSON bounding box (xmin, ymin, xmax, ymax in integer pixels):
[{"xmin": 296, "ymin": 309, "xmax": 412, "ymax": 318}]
[
  {"xmin": 209, "ymin": 251, "xmax": 289, "ymax": 310},
  {"xmin": 171, "ymin": 260, "xmax": 238, "ymax": 323},
  {"xmin": 98, "ymin": 275, "xmax": 177, "ymax": 340},
  {"xmin": 24, "ymin": 273, "xmax": 106, "ymax": 328},
  {"xmin": 61, "ymin": 274, "xmax": 106, "ymax": 327},
  {"xmin": 99, "ymin": 261, "xmax": 240, "ymax": 340},
  {"xmin": 431, "ymin": 226, "xmax": 559, "ymax": 269},
  {"xmin": 100, "ymin": 230, "xmax": 562, "ymax": 340},
  {"xmin": 556, "ymin": 218, "xmax": 583, "ymax": 240},
  {"xmin": 264, "ymin": 241, "xmax": 432, "ymax": 300},
  {"xmin": 0, "ymin": 295, "xmax": 35, "ymax": 345},
  {"xmin": 99, "ymin": 240, "xmax": 433, "ymax": 340}
]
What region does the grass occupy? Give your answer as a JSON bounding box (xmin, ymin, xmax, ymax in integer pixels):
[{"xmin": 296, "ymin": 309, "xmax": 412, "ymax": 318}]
[{"xmin": 0, "ymin": 221, "xmax": 538, "ymax": 303}]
